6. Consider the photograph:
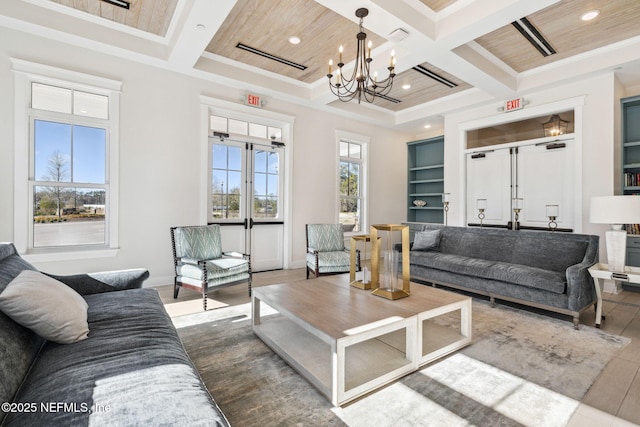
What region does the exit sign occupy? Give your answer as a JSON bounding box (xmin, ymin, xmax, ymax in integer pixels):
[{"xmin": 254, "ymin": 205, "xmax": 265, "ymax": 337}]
[
  {"xmin": 246, "ymin": 93, "xmax": 262, "ymax": 108},
  {"xmin": 504, "ymin": 97, "xmax": 524, "ymax": 112}
]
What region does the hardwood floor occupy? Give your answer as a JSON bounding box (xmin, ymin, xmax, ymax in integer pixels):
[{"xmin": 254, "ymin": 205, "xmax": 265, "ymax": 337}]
[{"xmin": 155, "ymin": 269, "xmax": 640, "ymax": 426}]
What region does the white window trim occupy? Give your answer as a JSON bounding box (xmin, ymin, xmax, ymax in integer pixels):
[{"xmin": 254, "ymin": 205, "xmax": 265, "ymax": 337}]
[
  {"xmin": 12, "ymin": 59, "xmax": 122, "ymax": 262},
  {"xmin": 336, "ymin": 130, "xmax": 369, "ymax": 236}
]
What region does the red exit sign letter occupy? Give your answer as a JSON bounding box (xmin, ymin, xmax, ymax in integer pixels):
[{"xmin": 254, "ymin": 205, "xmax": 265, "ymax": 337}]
[
  {"xmin": 504, "ymin": 97, "xmax": 524, "ymax": 112},
  {"xmin": 246, "ymin": 93, "xmax": 262, "ymax": 108}
]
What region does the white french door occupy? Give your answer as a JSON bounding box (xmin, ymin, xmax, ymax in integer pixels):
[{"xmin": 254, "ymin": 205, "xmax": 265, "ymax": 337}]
[
  {"xmin": 209, "ymin": 137, "xmax": 284, "ymax": 271},
  {"xmin": 466, "ymin": 140, "xmax": 575, "ymax": 229}
]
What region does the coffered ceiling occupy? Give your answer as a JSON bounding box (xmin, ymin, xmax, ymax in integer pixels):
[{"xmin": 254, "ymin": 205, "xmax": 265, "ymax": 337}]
[{"xmin": 2, "ymin": 0, "xmax": 640, "ymax": 133}]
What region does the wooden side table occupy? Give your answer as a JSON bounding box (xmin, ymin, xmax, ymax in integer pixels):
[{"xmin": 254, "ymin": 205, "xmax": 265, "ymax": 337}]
[{"xmin": 588, "ymin": 263, "xmax": 640, "ymax": 328}]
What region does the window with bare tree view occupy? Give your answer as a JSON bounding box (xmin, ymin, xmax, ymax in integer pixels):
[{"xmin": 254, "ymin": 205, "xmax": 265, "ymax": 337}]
[{"xmin": 30, "ymin": 84, "xmax": 110, "ymax": 248}]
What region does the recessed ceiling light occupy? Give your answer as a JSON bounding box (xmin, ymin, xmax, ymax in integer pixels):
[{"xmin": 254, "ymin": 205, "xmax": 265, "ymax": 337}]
[
  {"xmin": 402, "ymin": 84, "xmax": 411, "ymax": 90},
  {"xmin": 424, "ymin": 124, "xmax": 431, "ymax": 129},
  {"xmin": 581, "ymin": 10, "xmax": 599, "ymax": 21},
  {"xmin": 196, "ymin": 24, "xmax": 206, "ymax": 30},
  {"xmin": 288, "ymin": 36, "xmax": 301, "ymax": 45}
]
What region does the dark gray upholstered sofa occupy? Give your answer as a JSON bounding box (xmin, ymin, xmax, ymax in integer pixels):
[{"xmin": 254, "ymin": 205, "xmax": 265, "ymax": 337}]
[
  {"xmin": 0, "ymin": 243, "xmax": 228, "ymax": 426},
  {"xmin": 406, "ymin": 225, "xmax": 599, "ymax": 328}
]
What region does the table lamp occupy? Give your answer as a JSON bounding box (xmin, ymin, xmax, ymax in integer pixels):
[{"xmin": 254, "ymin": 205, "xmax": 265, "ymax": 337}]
[{"xmin": 589, "ymin": 196, "xmax": 640, "ymax": 273}]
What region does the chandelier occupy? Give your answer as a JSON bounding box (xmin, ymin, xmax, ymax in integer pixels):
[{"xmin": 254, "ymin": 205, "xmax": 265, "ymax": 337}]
[{"xmin": 327, "ymin": 8, "xmax": 396, "ymax": 104}]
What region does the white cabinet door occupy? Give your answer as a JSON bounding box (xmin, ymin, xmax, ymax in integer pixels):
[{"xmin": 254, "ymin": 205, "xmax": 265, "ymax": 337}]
[
  {"xmin": 517, "ymin": 141, "xmax": 574, "ymax": 229},
  {"xmin": 466, "ymin": 149, "xmax": 512, "ymax": 226}
]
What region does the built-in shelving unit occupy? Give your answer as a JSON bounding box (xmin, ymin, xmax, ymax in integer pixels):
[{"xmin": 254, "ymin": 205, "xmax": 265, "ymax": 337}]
[
  {"xmin": 407, "ymin": 136, "xmax": 444, "ymax": 224},
  {"xmin": 622, "ymin": 95, "xmax": 640, "ymax": 269}
]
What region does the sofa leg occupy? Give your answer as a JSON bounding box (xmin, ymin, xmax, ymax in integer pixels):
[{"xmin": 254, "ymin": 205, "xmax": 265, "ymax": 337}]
[
  {"xmin": 490, "ymin": 296, "xmax": 496, "ymax": 307},
  {"xmin": 573, "ymin": 316, "xmax": 580, "ymax": 330}
]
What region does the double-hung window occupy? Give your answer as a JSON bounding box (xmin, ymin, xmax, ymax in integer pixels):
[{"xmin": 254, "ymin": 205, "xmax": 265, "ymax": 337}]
[
  {"xmin": 337, "ymin": 131, "xmax": 369, "ymax": 233},
  {"xmin": 13, "ymin": 60, "xmax": 121, "ymax": 256}
]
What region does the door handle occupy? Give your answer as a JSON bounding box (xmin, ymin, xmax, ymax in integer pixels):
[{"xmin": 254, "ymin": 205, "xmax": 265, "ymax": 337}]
[
  {"xmin": 250, "ymin": 218, "xmax": 254, "ymax": 229},
  {"xmin": 243, "ymin": 218, "xmax": 248, "ymax": 229}
]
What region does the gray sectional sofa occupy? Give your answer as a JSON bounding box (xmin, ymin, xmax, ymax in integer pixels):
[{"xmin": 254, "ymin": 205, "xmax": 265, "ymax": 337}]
[
  {"xmin": 0, "ymin": 243, "xmax": 228, "ymax": 426},
  {"xmin": 406, "ymin": 224, "xmax": 599, "ymax": 328}
]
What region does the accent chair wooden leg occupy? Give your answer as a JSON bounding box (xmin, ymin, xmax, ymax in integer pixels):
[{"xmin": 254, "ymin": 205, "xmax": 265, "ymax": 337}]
[
  {"xmin": 173, "ymin": 281, "xmax": 180, "ymax": 299},
  {"xmin": 306, "ymin": 267, "xmax": 310, "ymax": 279},
  {"xmin": 203, "ymin": 291, "xmax": 207, "ymax": 311},
  {"xmin": 248, "ymin": 277, "xmax": 252, "ymax": 297}
]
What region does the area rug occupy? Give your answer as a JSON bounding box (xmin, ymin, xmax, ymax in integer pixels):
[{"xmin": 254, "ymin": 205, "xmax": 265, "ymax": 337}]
[{"xmin": 175, "ymin": 300, "xmax": 629, "ymax": 427}]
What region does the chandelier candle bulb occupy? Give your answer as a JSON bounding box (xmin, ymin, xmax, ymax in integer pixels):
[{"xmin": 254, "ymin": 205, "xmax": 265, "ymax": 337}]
[
  {"xmin": 329, "ymin": 59, "xmax": 332, "ymax": 75},
  {"xmin": 339, "ymin": 45, "xmax": 343, "ymax": 64},
  {"xmin": 367, "ymin": 40, "xmax": 372, "ymax": 58}
]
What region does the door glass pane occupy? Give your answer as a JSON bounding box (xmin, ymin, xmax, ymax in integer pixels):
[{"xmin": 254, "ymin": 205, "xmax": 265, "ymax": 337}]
[
  {"xmin": 254, "ymin": 149, "xmax": 279, "ymax": 219},
  {"xmin": 212, "ymin": 144, "xmax": 228, "ymax": 169},
  {"xmin": 212, "ymin": 143, "xmax": 243, "ymax": 220},
  {"xmin": 33, "ymin": 186, "xmax": 105, "ymax": 247},
  {"xmin": 254, "ymin": 150, "xmax": 267, "ymax": 173},
  {"xmin": 254, "ymin": 173, "xmax": 267, "ymax": 196}
]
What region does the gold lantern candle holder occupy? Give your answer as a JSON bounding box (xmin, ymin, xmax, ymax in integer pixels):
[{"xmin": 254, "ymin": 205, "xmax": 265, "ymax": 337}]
[
  {"xmin": 350, "ymin": 235, "xmax": 376, "ymax": 289},
  {"xmin": 370, "ymin": 224, "xmax": 410, "ymax": 300}
]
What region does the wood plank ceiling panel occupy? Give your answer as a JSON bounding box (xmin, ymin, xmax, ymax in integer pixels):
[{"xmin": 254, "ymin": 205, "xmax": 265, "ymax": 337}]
[
  {"xmin": 370, "ymin": 62, "xmax": 471, "ymax": 111},
  {"xmin": 418, "ymin": 0, "xmax": 459, "ymax": 13},
  {"xmin": 205, "ymin": 0, "xmax": 386, "ymax": 84},
  {"xmin": 475, "ymin": 0, "xmax": 640, "ymax": 73},
  {"xmin": 48, "ymin": 0, "xmax": 177, "ymax": 37}
]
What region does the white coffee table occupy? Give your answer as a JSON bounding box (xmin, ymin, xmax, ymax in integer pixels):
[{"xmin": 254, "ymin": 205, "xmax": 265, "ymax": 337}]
[
  {"xmin": 252, "ymin": 276, "xmax": 472, "ymax": 406},
  {"xmin": 588, "ymin": 263, "xmax": 640, "ymax": 328}
]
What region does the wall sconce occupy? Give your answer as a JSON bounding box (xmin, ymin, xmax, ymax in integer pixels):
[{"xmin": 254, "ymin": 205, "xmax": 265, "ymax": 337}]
[
  {"xmin": 543, "ymin": 114, "xmax": 569, "ymax": 137},
  {"xmin": 477, "ymin": 198, "xmax": 486, "ymax": 227},
  {"xmin": 546, "ymin": 204, "xmax": 559, "ymax": 231},
  {"xmin": 442, "ymin": 193, "xmax": 450, "ymax": 226},
  {"xmin": 512, "ymin": 198, "xmax": 523, "ymax": 230}
]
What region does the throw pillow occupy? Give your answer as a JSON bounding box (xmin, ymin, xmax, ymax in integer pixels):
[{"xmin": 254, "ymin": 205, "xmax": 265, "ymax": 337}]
[
  {"xmin": 412, "ymin": 229, "xmax": 442, "ymax": 251},
  {"xmin": 0, "ymin": 270, "xmax": 89, "ymax": 344}
]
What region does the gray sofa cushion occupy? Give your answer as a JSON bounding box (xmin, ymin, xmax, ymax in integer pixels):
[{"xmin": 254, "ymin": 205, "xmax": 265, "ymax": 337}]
[
  {"xmin": 412, "ymin": 229, "xmax": 442, "ymax": 251},
  {"xmin": 432, "ymin": 226, "xmax": 589, "ymax": 272},
  {"xmin": 3, "ymin": 288, "xmax": 228, "ymax": 426},
  {"xmin": 410, "ymin": 252, "xmax": 566, "ymax": 294}
]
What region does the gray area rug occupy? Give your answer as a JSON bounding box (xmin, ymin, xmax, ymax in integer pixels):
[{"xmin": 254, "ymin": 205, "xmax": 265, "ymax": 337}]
[{"xmin": 176, "ymin": 300, "xmax": 629, "ymax": 427}]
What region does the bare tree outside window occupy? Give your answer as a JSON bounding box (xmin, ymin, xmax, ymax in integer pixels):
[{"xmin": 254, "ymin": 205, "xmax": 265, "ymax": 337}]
[{"xmin": 40, "ymin": 150, "xmax": 69, "ymax": 219}]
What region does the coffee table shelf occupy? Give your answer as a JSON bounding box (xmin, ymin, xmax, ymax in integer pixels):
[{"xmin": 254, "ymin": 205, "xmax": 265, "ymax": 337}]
[{"xmin": 252, "ymin": 276, "xmax": 471, "ymax": 406}]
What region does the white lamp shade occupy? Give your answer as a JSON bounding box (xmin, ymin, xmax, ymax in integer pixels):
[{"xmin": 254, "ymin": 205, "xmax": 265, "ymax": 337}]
[{"xmin": 590, "ymin": 196, "xmax": 640, "ymax": 225}]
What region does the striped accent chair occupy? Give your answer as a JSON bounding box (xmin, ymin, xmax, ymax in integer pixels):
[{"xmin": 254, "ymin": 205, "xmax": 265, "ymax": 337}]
[
  {"xmin": 305, "ymin": 224, "xmax": 352, "ymax": 279},
  {"xmin": 170, "ymin": 225, "xmax": 251, "ymax": 310}
]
